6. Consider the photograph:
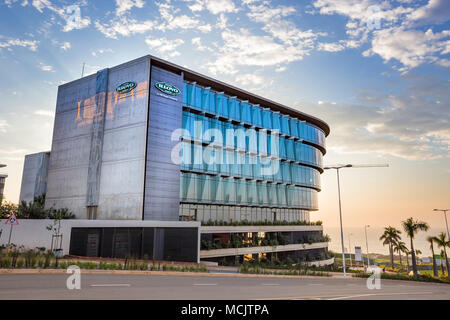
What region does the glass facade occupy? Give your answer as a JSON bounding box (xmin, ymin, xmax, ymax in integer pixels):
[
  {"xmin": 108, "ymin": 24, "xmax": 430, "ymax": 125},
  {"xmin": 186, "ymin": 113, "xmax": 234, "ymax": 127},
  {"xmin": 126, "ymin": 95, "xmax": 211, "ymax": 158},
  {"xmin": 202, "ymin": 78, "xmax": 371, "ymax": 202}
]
[{"xmin": 179, "ymin": 81, "xmax": 326, "ymax": 223}]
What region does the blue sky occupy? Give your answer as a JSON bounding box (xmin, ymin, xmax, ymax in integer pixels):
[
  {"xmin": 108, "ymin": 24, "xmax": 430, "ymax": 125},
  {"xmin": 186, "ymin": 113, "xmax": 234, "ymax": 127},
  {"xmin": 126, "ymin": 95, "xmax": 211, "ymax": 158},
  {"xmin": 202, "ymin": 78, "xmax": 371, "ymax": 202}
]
[{"xmin": 0, "ymin": 1, "xmax": 449, "ymax": 239}]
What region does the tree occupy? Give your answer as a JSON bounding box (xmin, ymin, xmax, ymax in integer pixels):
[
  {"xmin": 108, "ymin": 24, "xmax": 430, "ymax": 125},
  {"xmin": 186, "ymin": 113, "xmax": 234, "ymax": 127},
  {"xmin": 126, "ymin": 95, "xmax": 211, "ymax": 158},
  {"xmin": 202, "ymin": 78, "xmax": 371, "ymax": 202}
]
[
  {"xmin": 433, "ymin": 232, "xmax": 450, "ymax": 277},
  {"xmin": 439, "ymin": 250, "xmax": 446, "ymax": 275},
  {"xmin": 394, "ymin": 241, "xmax": 407, "ymax": 270},
  {"xmin": 379, "ymin": 226, "xmax": 401, "ymax": 268},
  {"xmin": 16, "ymin": 194, "xmax": 74, "ymax": 220},
  {"xmin": 402, "ymin": 217, "xmax": 429, "ymax": 276},
  {"xmin": 17, "ymin": 195, "xmax": 48, "ymax": 219},
  {"xmin": 0, "ymin": 201, "xmax": 18, "ymax": 219},
  {"xmin": 427, "ymin": 236, "xmax": 439, "ymax": 277},
  {"xmin": 415, "ymin": 249, "xmax": 422, "ymax": 264}
]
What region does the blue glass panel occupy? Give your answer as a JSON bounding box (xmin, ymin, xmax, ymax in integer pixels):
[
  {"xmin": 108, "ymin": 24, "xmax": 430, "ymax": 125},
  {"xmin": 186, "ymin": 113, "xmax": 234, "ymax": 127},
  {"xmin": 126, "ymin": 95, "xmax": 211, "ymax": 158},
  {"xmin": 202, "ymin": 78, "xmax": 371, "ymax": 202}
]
[
  {"xmin": 286, "ymin": 138, "xmax": 295, "ymax": 160},
  {"xmin": 209, "ymin": 91, "xmax": 216, "ymax": 114},
  {"xmin": 201, "ymin": 87, "xmax": 210, "ymax": 111},
  {"xmin": 281, "ymin": 161, "xmax": 291, "ymax": 184},
  {"xmin": 228, "ymin": 97, "xmax": 237, "ymax": 121},
  {"xmin": 247, "ymin": 128, "xmax": 258, "ymax": 154},
  {"xmin": 262, "ymin": 108, "xmax": 272, "ymax": 129},
  {"xmin": 240, "ymin": 101, "xmax": 251, "ymax": 123},
  {"xmin": 281, "ymin": 115, "xmax": 290, "ymax": 136},
  {"xmin": 247, "ymin": 180, "xmax": 257, "ymax": 205},
  {"xmin": 267, "ymin": 183, "xmax": 278, "ymax": 205},
  {"xmin": 251, "ymin": 104, "xmax": 263, "ymax": 127},
  {"xmin": 231, "ymin": 151, "xmax": 241, "ymax": 177},
  {"xmin": 180, "ymin": 141, "xmax": 192, "ymax": 171},
  {"xmin": 278, "ymin": 137, "xmax": 287, "ymax": 159},
  {"xmin": 290, "ymin": 118, "xmax": 299, "ymax": 137},
  {"xmin": 215, "ymin": 92, "xmax": 224, "ymax": 116},
  {"xmin": 222, "ymin": 95, "xmax": 229, "ymax": 118},
  {"xmin": 298, "ymin": 121, "xmax": 306, "ymax": 140},
  {"xmin": 272, "ymin": 112, "xmax": 281, "ymax": 132},
  {"xmin": 192, "ymin": 143, "xmax": 204, "ymax": 172},
  {"xmin": 187, "ymin": 83, "xmax": 195, "ymax": 107},
  {"xmin": 277, "ymin": 184, "xmax": 287, "ymax": 206},
  {"xmin": 182, "ymin": 82, "xmax": 188, "ymax": 106},
  {"xmin": 294, "ymin": 141, "xmax": 302, "ymax": 162},
  {"xmin": 252, "ymin": 155, "xmax": 263, "ymax": 180},
  {"xmin": 195, "ymin": 86, "xmax": 202, "ymax": 109},
  {"xmin": 224, "ymin": 121, "xmax": 235, "ymax": 149}
]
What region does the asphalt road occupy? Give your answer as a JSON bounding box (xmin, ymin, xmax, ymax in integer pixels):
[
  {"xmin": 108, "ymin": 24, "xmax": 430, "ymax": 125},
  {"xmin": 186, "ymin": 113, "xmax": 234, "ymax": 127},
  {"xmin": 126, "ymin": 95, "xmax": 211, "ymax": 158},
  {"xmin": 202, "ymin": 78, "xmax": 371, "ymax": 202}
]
[{"xmin": 0, "ymin": 273, "xmax": 449, "ymax": 300}]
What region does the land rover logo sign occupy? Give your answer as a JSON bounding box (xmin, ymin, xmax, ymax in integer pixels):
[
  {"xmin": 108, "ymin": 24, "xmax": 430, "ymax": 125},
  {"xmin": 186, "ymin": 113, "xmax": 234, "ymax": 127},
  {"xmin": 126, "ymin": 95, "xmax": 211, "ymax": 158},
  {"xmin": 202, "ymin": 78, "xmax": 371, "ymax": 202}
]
[
  {"xmin": 116, "ymin": 81, "xmax": 137, "ymax": 94},
  {"xmin": 154, "ymin": 82, "xmax": 180, "ymax": 95}
]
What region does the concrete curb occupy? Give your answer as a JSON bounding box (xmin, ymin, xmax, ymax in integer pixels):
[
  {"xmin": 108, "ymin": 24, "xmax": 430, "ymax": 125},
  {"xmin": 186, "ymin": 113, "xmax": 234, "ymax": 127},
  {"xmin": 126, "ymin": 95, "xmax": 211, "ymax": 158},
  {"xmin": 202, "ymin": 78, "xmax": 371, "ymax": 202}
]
[{"xmin": 0, "ymin": 268, "xmax": 344, "ymax": 280}]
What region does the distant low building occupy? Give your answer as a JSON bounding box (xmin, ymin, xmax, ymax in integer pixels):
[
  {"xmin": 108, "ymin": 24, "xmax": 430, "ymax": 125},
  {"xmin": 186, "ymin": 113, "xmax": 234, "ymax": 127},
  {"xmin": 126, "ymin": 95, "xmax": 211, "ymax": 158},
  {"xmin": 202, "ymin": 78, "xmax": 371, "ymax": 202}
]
[{"xmin": 0, "ymin": 172, "xmax": 7, "ymax": 203}]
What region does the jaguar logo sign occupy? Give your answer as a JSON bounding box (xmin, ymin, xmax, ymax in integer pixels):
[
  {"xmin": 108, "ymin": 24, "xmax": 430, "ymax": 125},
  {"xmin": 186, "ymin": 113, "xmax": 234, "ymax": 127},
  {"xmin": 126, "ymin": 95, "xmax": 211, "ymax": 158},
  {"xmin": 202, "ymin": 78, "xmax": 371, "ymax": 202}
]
[
  {"xmin": 116, "ymin": 81, "xmax": 137, "ymax": 94},
  {"xmin": 154, "ymin": 82, "xmax": 180, "ymax": 95}
]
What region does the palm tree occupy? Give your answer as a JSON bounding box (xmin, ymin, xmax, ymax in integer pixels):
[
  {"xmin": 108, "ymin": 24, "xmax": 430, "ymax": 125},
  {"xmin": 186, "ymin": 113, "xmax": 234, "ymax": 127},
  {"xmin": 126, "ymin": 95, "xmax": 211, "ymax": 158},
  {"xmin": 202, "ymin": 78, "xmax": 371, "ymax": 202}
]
[
  {"xmin": 394, "ymin": 241, "xmax": 407, "ymax": 270},
  {"xmin": 427, "ymin": 236, "xmax": 439, "ymax": 277},
  {"xmin": 433, "ymin": 232, "xmax": 450, "ymax": 276},
  {"xmin": 415, "ymin": 249, "xmax": 422, "ymax": 265},
  {"xmin": 439, "ymin": 250, "xmax": 446, "ymax": 275},
  {"xmin": 402, "ymin": 217, "xmax": 429, "ymax": 276},
  {"xmin": 379, "ymin": 226, "xmax": 402, "ymax": 268}
]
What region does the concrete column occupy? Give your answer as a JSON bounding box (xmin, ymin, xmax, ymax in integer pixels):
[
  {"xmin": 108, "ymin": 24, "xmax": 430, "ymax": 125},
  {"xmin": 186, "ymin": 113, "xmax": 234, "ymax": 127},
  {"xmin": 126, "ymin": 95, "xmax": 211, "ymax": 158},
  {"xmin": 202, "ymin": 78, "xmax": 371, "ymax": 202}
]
[{"xmin": 86, "ymin": 69, "xmax": 109, "ymax": 207}]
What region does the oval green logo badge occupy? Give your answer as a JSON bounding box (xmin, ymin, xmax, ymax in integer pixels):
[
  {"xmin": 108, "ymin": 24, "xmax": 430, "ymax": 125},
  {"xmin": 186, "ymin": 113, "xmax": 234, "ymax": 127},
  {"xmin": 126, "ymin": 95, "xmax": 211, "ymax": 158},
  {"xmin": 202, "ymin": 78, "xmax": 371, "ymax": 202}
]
[
  {"xmin": 155, "ymin": 82, "xmax": 180, "ymax": 95},
  {"xmin": 116, "ymin": 81, "xmax": 137, "ymax": 94}
]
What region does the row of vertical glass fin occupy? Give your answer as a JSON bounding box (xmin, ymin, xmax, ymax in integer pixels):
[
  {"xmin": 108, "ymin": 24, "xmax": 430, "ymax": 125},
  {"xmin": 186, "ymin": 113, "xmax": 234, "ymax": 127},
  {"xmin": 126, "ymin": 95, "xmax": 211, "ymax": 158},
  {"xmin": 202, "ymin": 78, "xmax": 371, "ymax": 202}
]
[
  {"xmin": 180, "ymin": 172, "xmax": 318, "ymax": 209},
  {"xmin": 180, "ymin": 141, "xmax": 321, "ymax": 189},
  {"xmin": 182, "ymin": 82, "xmax": 326, "ymax": 148},
  {"xmin": 182, "ymin": 112, "xmax": 323, "ymax": 169}
]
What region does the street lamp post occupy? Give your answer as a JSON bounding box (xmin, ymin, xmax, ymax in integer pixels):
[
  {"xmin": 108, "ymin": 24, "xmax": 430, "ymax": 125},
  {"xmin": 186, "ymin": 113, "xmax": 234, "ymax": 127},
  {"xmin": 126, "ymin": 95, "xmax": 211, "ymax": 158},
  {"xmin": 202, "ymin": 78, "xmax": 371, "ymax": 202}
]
[
  {"xmin": 348, "ymin": 233, "xmax": 353, "ymax": 267},
  {"xmin": 433, "ymin": 209, "xmax": 449, "ymax": 240},
  {"xmin": 324, "ymin": 163, "xmax": 388, "ymax": 276},
  {"xmin": 365, "ymin": 225, "xmax": 370, "ymax": 268},
  {"xmin": 324, "ymin": 164, "xmax": 353, "ymax": 277}
]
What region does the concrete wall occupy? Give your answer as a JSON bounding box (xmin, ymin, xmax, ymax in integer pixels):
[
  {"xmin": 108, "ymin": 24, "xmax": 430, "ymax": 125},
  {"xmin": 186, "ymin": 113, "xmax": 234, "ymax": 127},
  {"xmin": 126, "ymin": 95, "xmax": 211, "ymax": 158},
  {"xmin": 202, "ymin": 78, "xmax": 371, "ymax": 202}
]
[
  {"xmin": 19, "ymin": 152, "xmax": 50, "ymax": 204},
  {"xmin": 97, "ymin": 57, "xmax": 150, "ymax": 219},
  {"xmin": 0, "ymin": 219, "xmax": 199, "ymax": 255},
  {"xmin": 45, "ymin": 57, "xmax": 150, "ymax": 220},
  {"xmin": 143, "ymin": 65, "xmax": 183, "ymax": 220}
]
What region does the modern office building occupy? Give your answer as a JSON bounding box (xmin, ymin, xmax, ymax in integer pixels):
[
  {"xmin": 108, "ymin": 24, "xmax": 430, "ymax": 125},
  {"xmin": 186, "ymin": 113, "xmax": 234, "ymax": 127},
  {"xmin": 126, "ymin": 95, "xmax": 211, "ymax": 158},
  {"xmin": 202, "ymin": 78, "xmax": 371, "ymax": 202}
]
[
  {"xmin": 19, "ymin": 55, "xmax": 332, "ymax": 264},
  {"xmin": 0, "ymin": 164, "xmax": 7, "ymax": 203},
  {"xmin": 19, "ymin": 152, "xmax": 50, "ymax": 204}
]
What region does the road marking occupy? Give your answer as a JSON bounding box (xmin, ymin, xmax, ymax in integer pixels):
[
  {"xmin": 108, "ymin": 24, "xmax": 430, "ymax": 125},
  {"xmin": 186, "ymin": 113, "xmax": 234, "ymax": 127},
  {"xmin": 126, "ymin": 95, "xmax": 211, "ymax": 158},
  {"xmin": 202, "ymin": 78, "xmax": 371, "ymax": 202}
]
[
  {"xmin": 193, "ymin": 283, "xmax": 217, "ymax": 286},
  {"xmin": 328, "ymin": 291, "xmax": 433, "ymax": 300},
  {"xmin": 308, "ymin": 283, "xmax": 324, "ymax": 286},
  {"xmin": 262, "ymin": 283, "xmax": 280, "ymax": 286},
  {"xmin": 90, "ymin": 284, "xmax": 131, "ymax": 287}
]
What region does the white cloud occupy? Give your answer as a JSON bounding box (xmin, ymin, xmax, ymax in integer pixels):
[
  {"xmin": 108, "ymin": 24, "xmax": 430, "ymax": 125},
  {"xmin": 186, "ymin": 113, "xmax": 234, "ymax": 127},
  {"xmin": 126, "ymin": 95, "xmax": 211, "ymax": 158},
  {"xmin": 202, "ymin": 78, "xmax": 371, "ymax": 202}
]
[
  {"xmin": 206, "ymin": 28, "xmax": 310, "ymax": 75},
  {"xmin": 317, "ymin": 42, "xmax": 345, "ymax": 52},
  {"xmin": 60, "ymin": 41, "xmax": 71, "ymax": 50},
  {"xmin": 92, "ymin": 48, "xmax": 114, "ymax": 57},
  {"xmin": 145, "ymin": 37, "xmax": 184, "ymax": 57},
  {"xmin": 185, "ymin": 0, "xmax": 238, "ymax": 15},
  {"xmin": 364, "ymin": 27, "xmax": 450, "ymax": 70},
  {"xmin": 295, "ymin": 77, "xmax": 450, "ymax": 160},
  {"xmin": 0, "ymin": 119, "xmax": 9, "ymax": 133},
  {"xmin": 406, "ymin": 0, "xmax": 450, "ymax": 25},
  {"xmin": 157, "ymin": 2, "xmax": 212, "ymax": 33},
  {"xmin": 0, "ymin": 38, "xmax": 38, "ymax": 51},
  {"xmin": 95, "ymin": 17, "xmax": 155, "ymax": 39},
  {"xmin": 115, "ymin": 0, "xmax": 145, "ymax": 16},
  {"xmin": 30, "ymin": 0, "xmax": 91, "ymax": 32},
  {"xmin": 312, "ymin": 0, "xmax": 450, "ymax": 71},
  {"xmin": 191, "ymin": 37, "xmax": 212, "ymax": 52},
  {"xmin": 234, "ymin": 74, "xmax": 267, "ymax": 86},
  {"xmin": 34, "ymin": 109, "xmax": 55, "ymax": 117},
  {"xmin": 38, "ymin": 62, "xmax": 54, "ymax": 72}
]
